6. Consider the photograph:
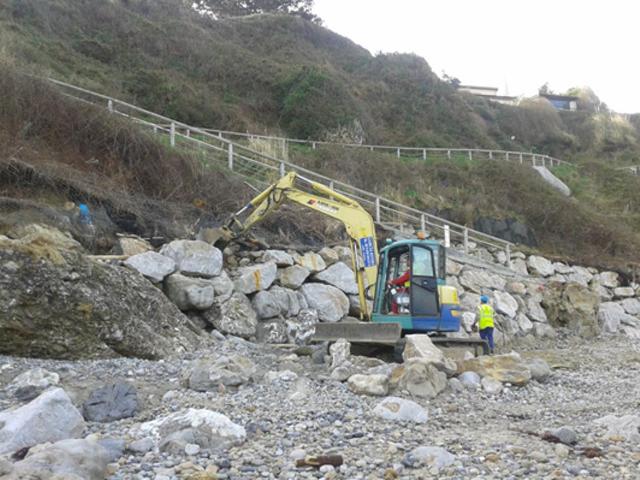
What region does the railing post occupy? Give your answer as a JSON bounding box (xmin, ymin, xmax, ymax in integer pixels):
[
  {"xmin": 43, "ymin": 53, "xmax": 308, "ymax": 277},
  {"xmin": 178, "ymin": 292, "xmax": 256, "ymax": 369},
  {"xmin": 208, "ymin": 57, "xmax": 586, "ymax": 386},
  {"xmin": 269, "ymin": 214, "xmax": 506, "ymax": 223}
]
[
  {"xmin": 420, "ymin": 214, "xmax": 426, "ymax": 233},
  {"xmin": 218, "ymin": 131, "xmax": 223, "ymax": 139},
  {"xmin": 279, "ymin": 161, "xmax": 285, "ymax": 178},
  {"xmin": 396, "ymin": 148, "xmax": 401, "ymax": 159},
  {"xmin": 312, "ymin": 142, "xmax": 316, "ymax": 150},
  {"xmin": 468, "ymin": 151, "xmax": 473, "ymax": 161},
  {"xmin": 422, "ymin": 149, "xmax": 427, "ymax": 161},
  {"xmin": 463, "ymin": 227, "xmax": 469, "ymax": 254},
  {"xmin": 375, "ymin": 197, "xmax": 381, "ymax": 223},
  {"xmin": 506, "ymin": 244, "xmax": 511, "ymax": 269},
  {"xmin": 519, "ymin": 153, "xmax": 523, "ymax": 163},
  {"xmin": 506, "ymin": 152, "xmax": 509, "ymax": 162},
  {"xmin": 186, "ymin": 129, "xmax": 190, "ymax": 138},
  {"xmin": 489, "ymin": 151, "xmax": 493, "ymax": 160},
  {"xmin": 444, "ymin": 225, "xmax": 450, "ymax": 248},
  {"xmin": 447, "ymin": 150, "xmax": 451, "ymax": 160},
  {"xmin": 153, "ymin": 125, "xmax": 158, "ymax": 135},
  {"xmin": 228, "ymin": 143, "xmax": 234, "ymax": 170},
  {"xmin": 170, "ymin": 122, "xmax": 176, "ymax": 147},
  {"xmin": 107, "ymin": 99, "xmax": 113, "ymax": 113},
  {"xmin": 329, "ymin": 181, "xmax": 334, "ymax": 190},
  {"xmin": 542, "ymin": 157, "xmax": 546, "ymax": 168}
]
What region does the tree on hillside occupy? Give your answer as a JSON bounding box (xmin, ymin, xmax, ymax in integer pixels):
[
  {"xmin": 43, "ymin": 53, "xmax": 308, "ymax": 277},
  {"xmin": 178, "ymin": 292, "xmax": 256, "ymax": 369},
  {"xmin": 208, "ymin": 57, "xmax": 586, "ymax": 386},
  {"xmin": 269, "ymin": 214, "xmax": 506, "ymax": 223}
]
[{"xmin": 194, "ymin": 0, "xmax": 321, "ymax": 23}]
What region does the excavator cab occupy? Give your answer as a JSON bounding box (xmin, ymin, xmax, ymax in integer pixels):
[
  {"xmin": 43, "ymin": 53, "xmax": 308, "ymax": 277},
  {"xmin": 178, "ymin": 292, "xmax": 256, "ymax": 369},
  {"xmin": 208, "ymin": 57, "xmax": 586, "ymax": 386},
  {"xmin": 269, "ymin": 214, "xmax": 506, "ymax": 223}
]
[{"xmin": 371, "ymin": 239, "xmax": 461, "ymax": 333}]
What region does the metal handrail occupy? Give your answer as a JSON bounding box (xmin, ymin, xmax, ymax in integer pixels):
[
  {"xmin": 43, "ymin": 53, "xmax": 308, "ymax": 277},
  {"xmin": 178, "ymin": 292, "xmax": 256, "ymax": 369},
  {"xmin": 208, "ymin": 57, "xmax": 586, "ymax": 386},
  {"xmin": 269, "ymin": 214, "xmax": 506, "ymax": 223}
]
[{"xmin": 47, "ymin": 77, "xmax": 514, "ymax": 264}]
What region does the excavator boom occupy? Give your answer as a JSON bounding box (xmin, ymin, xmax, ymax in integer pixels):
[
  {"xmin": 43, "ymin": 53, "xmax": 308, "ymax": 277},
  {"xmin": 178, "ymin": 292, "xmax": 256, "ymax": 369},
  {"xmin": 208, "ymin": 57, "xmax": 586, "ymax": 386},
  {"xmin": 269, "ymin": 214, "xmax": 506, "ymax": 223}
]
[{"xmin": 218, "ymin": 172, "xmax": 379, "ymax": 319}]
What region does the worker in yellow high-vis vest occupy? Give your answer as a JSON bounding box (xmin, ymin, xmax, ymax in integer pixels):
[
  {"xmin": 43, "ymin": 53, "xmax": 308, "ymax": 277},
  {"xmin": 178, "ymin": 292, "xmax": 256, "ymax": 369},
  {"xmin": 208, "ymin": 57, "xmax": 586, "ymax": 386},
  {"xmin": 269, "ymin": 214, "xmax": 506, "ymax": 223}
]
[{"xmin": 473, "ymin": 295, "xmax": 495, "ymax": 355}]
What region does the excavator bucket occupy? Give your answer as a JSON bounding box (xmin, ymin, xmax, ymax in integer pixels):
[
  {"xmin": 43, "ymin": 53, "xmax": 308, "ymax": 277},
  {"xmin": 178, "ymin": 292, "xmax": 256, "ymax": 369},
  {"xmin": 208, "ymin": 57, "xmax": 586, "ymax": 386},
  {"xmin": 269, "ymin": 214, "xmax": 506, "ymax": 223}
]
[{"xmin": 312, "ymin": 322, "xmax": 402, "ymax": 345}]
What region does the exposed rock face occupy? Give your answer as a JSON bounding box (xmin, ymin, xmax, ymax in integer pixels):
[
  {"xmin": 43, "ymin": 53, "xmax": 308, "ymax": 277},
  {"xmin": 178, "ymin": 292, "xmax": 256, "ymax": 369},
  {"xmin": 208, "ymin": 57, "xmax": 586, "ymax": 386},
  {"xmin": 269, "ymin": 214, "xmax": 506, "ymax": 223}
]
[
  {"xmin": 473, "ymin": 217, "xmax": 537, "ymax": 246},
  {"xmin": 300, "ymin": 284, "xmax": 349, "ymax": 322},
  {"xmin": 234, "ymin": 261, "xmax": 277, "ymax": 294},
  {"xmin": 460, "ymin": 353, "xmax": 532, "ymax": 386},
  {"xmin": 164, "ymin": 273, "xmax": 215, "ymax": 311},
  {"xmin": 125, "ymin": 251, "xmax": 176, "ymax": 283},
  {"xmin": 3, "ymin": 438, "xmax": 110, "ymax": 480},
  {"xmin": 0, "ymin": 388, "xmax": 85, "ymax": 455},
  {"xmin": 542, "ymin": 282, "xmax": 600, "ymax": 337},
  {"xmin": 204, "ymin": 292, "xmax": 258, "ymax": 338},
  {"xmin": 82, "ymin": 383, "xmax": 138, "ymax": 422},
  {"xmin": 159, "ymin": 240, "xmax": 223, "ymax": 278},
  {"xmin": 278, "ymin": 265, "xmax": 310, "ymax": 290},
  {"xmin": 312, "ymin": 262, "xmax": 359, "ymax": 294},
  {"xmin": 0, "ymin": 234, "xmax": 202, "ymax": 359}
]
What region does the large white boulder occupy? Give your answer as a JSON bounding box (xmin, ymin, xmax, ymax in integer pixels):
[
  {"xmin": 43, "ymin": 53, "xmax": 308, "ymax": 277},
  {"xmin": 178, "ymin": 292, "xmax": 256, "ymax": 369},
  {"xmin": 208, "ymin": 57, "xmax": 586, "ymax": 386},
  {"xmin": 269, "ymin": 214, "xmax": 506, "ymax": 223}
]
[
  {"xmin": 251, "ymin": 290, "xmax": 281, "ymax": 319},
  {"xmin": 9, "ymin": 368, "xmax": 60, "ymax": 399},
  {"xmin": 613, "ymin": 287, "xmax": 635, "ymax": 299},
  {"xmin": 373, "ymin": 396, "xmax": 428, "ymax": 423},
  {"xmin": 278, "ymin": 265, "xmax": 310, "ymax": 289},
  {"xmin": 160, "ymin": 240, "xmax": 223, "ymax": 278},
  {"xmin": 0, "ymin": 388, "xmax": 85, "ymax": 454},
  {"xmin": 164, "ymin": 273, "xmax": 215, "ymax": 311},
  {"xmin": 597, "ymin": 271, "xmax": 620, "ymax": 289},
  {"xmin": 312, "ymin": 262, "xmax": 359, "ymax": 295},
  {"xmin": 205, "ymin": 292, "xmax": 257, "ymax": 338},
  {"xmin": 493, "ymin": 291, "xmax": 518, "ymax": 319},
  {"xmin": 269, "ymin": 286, "xmax": 302, "ymax": 318},
  {"xmin": 300, "ymin": 284, "xmax": 350, "ymax": 322},
  {"xmin": 347, "ymin": 374, "xmax": 389, "ymax": 396},
  {"xmin": 459, "ymin": 269, "xmax": 505, "ymax": 293},
  {"xmin": 598, "ymin": 302, "xmax": 637, "ymax": 333},
  {"xmin": 186, "ymin": 355, "xmax": 256, "ymax": 391},
  {"xmin": 210, "ymin": 270, "xmax": 234, "ymax": 303},
  {"xmin": 4, "ymin": 438, "xmax": 109, "ymax": 480},
  {"xmin": 594, "ymin": 415, "xmax": 640, "ymax": 442},
  {"xmin": 532, "ymin": 166, "xmax": 571, "ymax": 196},
  {"xmin": 402, "ymin": 335, "xmax": 456, "ymax": 375},
  {"xmin": 527, "ymin": 255, "xmax": 555, "ymax": 277},
  {"xmin": 262, "ymin": 250, "xmax": 294, "ymax": 266},
  {"xmin": 294, "ymin": 252, "xmax": 326, "ymax": 273},
  {"xmin": 124, "ymin": 251, "xmax": 176, "ymax": 283},
  {"xmin": 620, "ymin": 298, "xmax": 640, "ymax": 316},
  {"xmin": 234, "ymin": 261, "xmax": 277, "ymax": 294},
  {"xmin": 139, "ymin": 408, "xmax": 246, "ymax": 453}
]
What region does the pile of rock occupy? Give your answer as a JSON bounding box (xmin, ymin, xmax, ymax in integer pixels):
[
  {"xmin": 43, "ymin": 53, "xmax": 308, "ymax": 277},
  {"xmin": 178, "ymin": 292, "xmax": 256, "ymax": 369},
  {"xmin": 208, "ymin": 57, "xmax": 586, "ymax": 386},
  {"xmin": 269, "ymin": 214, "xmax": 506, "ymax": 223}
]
[{"xmin": 125, "ymin": 242, "xmax": 361, "ymax": 346}]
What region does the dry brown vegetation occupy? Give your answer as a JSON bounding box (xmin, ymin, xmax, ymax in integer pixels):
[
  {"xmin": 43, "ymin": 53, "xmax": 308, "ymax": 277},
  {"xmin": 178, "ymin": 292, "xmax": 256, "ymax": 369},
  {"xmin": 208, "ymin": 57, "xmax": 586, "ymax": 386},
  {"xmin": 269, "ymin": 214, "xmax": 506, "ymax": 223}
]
[{"xmin": 0, "ymin": 65, "xmax": 253, "ymax": 246}]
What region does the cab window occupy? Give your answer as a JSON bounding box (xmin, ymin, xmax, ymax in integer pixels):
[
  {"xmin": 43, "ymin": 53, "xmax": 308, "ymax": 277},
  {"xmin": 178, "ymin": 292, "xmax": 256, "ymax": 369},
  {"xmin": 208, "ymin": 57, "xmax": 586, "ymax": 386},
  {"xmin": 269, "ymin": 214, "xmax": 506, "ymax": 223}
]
[{"xmin": 411, "ymin": 246, "xmax": 435, "ymax": 277}]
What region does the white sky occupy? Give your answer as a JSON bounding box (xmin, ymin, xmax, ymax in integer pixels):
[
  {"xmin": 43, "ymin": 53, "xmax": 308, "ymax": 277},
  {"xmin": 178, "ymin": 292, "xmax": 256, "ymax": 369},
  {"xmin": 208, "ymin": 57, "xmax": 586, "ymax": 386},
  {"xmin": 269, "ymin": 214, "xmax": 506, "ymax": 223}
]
[{"xmin": 313, "ymin": 0, "xmax": 640, "ymax": 113}]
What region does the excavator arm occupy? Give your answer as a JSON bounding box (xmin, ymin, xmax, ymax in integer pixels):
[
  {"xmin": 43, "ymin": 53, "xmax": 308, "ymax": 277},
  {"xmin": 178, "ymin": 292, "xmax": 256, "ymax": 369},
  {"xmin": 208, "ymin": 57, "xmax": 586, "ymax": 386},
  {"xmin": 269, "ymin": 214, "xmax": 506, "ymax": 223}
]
[{"xmin": 218, "ymin": 172, "xmax": 379, "ymax": 319}]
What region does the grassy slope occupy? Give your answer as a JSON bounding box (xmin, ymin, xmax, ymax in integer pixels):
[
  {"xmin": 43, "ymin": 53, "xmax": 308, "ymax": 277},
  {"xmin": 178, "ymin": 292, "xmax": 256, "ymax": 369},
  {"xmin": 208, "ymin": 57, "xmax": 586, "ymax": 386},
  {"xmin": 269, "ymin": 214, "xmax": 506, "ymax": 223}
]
[{"xmin": 1, "ymin": 0, "xmax": 639, "ymax": 268}]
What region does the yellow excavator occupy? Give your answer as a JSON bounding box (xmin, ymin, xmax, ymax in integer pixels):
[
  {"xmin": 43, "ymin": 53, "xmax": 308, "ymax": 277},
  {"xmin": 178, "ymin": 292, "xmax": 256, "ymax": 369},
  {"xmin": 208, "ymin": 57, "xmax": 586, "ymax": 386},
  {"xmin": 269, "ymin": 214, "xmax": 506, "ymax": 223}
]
[{"xmin": 217, "ymin": 172, "xmax": 466, "ymax": 346}]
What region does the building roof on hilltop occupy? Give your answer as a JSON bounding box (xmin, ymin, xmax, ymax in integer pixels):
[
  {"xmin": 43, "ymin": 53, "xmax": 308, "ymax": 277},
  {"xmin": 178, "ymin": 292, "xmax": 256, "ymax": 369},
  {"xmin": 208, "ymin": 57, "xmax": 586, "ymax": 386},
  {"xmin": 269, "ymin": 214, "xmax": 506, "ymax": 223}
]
[{"xmin": 539, "ymin": 93, "xmax": 579, "ymax": 101}]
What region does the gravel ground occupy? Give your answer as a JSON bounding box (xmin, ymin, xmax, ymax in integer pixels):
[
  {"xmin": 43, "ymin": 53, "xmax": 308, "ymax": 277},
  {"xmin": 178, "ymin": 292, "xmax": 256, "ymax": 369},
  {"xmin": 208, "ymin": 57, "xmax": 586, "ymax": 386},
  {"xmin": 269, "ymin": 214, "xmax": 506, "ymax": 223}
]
[{"xmin": 1, "ymin": 333, "xmax": 640, "ymax": 480}]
